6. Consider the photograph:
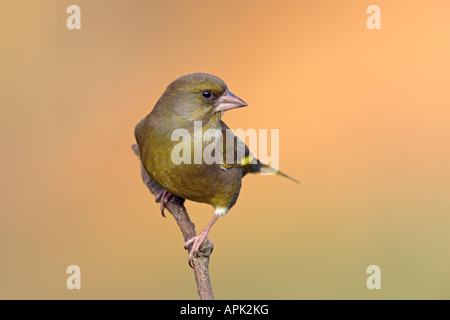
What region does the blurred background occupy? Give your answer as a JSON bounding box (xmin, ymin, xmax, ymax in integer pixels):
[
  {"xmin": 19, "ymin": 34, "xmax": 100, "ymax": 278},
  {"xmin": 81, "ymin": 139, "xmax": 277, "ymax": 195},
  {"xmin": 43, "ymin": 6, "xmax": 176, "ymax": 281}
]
[{"xmin": 1, "ymin": 0, "xmax": 449, "ymax": 299}]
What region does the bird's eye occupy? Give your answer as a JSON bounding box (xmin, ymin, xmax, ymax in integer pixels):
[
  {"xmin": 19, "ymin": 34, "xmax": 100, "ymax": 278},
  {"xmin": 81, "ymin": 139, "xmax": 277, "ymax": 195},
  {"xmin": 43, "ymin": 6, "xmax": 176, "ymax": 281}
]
[{"xmin": 202, "ymin": 90, "xmax": 212, "ymax": 99}]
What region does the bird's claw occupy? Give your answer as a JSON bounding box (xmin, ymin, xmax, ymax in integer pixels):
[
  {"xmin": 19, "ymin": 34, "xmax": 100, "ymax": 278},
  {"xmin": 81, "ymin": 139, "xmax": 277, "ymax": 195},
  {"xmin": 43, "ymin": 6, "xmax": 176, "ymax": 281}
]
[
  {"xmin": 155, "ymin": 189, "xmax": 172, "ymax": 217},
  {"xmin": 184, "ymin": 231, "xmax": 214, "ymax": 266}
]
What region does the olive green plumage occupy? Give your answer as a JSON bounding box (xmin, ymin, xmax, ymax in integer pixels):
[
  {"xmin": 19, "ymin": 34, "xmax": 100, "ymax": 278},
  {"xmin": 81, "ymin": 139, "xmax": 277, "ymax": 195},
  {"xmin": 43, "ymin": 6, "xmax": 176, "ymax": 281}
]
[{"xmin": 135, "ymin": 73, "xmax": 295, "ymax": 214}]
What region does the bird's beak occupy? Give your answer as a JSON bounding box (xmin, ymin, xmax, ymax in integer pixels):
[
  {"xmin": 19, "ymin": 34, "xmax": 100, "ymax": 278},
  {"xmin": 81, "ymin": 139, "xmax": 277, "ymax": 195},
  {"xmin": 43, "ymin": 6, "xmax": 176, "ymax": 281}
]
[{"xmin": 215, "ymin": 89, "xmax": 248, "ymax": 112}]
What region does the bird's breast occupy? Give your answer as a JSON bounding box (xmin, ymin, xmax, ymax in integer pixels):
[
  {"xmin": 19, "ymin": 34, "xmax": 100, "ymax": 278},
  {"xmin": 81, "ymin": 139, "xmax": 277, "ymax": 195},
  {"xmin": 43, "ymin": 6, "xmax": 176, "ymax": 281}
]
[{"xmin": 143, "ymin": 132, "xmax": 241, "ymax": 209}]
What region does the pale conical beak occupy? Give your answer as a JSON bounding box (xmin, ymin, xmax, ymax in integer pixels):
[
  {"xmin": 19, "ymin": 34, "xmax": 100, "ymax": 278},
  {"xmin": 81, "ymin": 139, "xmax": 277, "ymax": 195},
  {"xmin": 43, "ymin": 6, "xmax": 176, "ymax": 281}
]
[{"xmin": 215, "ymin": 89, "xmax": 248, "ymax": 112}]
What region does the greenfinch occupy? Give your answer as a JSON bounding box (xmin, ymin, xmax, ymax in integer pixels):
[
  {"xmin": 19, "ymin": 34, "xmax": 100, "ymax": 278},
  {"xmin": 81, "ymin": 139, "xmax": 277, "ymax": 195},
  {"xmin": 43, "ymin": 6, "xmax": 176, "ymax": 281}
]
[{"xmin": 135, "ymin": 73, "xmax": 297, "ymax": 261}]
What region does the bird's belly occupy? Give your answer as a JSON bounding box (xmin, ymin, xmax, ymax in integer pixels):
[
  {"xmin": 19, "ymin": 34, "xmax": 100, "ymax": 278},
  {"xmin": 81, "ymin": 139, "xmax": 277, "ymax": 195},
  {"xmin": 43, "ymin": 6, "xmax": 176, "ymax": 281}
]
[
  {"xmin": 147, "ymin": 158, "xmax": 240, "ymax": 208},
  {"xmin": 157, "ymin": 163, "xmax": 212, "ymax": 201}
]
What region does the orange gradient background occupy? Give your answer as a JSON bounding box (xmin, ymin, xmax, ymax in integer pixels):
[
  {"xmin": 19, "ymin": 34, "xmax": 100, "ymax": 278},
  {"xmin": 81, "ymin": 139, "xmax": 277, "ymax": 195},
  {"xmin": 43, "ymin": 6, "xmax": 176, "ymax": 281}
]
[{"xmin": 1, "ymin": 0, "xmax": 450, "ymax": 299}]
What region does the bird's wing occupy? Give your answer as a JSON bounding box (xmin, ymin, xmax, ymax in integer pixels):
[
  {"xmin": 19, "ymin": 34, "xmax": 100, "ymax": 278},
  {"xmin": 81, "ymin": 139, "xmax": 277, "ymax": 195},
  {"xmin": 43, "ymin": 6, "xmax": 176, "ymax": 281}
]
[
  {"xmin": 217, "ymin": 121, "xmax": 300, "ymax": 183},
  {"xmin": 218, "ymin": 121, "xmax": 259, "ymax": 174}
]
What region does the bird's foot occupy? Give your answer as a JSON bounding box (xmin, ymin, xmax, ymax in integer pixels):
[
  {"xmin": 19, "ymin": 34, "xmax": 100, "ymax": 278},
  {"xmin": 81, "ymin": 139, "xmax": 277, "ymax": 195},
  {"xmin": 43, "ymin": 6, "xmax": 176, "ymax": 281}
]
[
  {"xmin": 155, "ymin": 189, "xmax": 172, "ymax": 217},
  {"xmin": 184, "ymin": 230, "xmax": 214, "ymax": 265}
]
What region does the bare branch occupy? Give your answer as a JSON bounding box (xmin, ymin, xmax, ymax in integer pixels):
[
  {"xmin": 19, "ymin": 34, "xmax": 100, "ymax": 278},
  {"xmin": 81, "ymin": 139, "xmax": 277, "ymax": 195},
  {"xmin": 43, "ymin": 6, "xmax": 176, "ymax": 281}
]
[{"xmin": 132, "ymin": 144, "xmax": 214, "ymax": 300}]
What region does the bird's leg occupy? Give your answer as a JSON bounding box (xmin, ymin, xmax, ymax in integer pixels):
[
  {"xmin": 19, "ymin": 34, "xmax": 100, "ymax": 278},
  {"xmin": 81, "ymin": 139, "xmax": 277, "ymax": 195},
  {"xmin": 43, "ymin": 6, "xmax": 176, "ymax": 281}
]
[
  {"xmin": 184, "ymin": 214, "xmax": 220, "ymax": 262},
  {"xmin": 155, "ymin": 189, "xmax": 172, "ymax": 217}
]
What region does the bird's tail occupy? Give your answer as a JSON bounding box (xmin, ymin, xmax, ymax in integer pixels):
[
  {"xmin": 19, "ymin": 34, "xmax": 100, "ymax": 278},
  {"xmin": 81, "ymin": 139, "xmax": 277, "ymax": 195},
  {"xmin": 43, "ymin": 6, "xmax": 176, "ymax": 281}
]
[{"xmin": 256, "ymin": 163, "xmax": 300, "ymax": 184}]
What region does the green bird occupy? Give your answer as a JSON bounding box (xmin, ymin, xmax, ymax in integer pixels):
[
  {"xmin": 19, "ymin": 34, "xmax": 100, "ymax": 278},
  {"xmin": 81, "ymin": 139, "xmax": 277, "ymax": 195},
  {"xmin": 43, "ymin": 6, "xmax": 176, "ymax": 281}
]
[{"xmin": 135, "ymin": 73, "xmax": 297, "ymax": 262}]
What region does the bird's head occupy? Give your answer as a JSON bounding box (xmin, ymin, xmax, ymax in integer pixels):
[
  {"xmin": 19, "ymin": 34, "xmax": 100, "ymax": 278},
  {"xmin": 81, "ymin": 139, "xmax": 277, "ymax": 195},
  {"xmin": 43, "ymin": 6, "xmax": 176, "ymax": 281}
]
[{"xmin": 157, "ymin": 73, "xmax": 247, "ymax": 123}]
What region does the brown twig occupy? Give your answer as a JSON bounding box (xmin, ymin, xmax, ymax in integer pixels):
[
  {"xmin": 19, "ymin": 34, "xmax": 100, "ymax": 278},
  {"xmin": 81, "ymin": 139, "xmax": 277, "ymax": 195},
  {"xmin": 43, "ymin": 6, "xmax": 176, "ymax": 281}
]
[{"xmin": 132, "ymin": 144, "xmax": 215, "ymax": 300}]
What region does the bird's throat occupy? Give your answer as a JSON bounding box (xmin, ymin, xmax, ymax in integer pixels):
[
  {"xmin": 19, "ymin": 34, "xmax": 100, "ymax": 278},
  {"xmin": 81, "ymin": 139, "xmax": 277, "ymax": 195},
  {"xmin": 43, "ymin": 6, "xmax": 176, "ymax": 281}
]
[{"xmin": 204, "ymin": 111, "xmax": 222, "ymax": 131}]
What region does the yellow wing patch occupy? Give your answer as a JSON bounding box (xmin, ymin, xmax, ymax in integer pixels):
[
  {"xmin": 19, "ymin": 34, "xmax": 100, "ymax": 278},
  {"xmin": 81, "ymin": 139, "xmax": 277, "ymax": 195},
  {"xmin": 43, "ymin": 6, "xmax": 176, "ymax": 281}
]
[{"xmin": 239, "ymin": 154, "xmax": 254, "ymax": 166}]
